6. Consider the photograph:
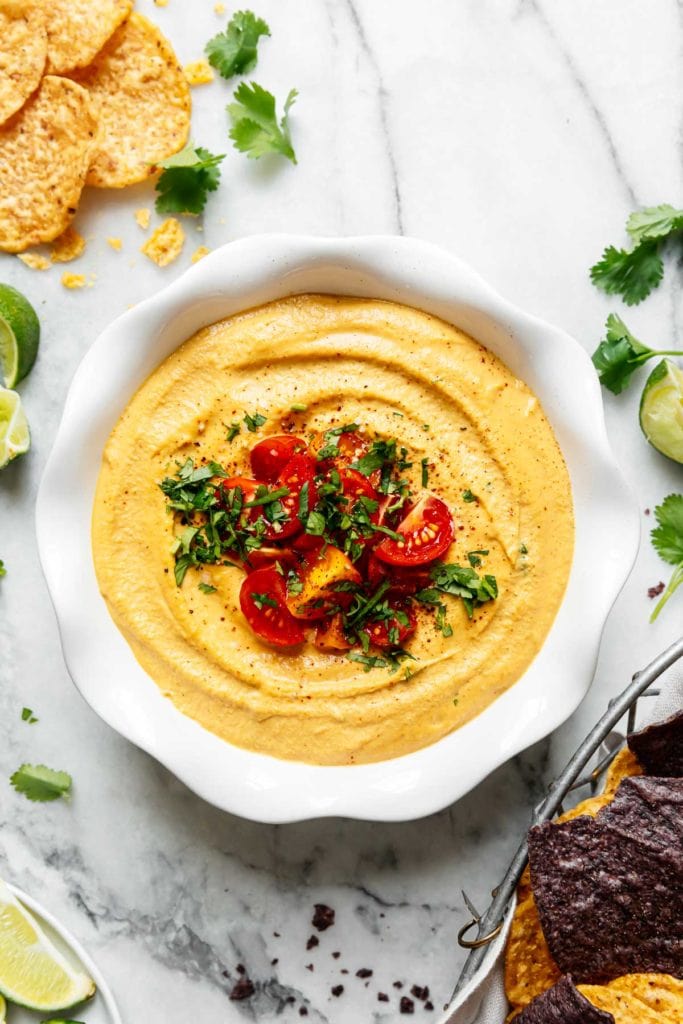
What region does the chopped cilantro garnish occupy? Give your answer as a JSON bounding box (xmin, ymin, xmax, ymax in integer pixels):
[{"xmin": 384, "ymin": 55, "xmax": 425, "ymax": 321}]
[
  {"xmin": 467, "ymin": 549, "xmax": 488, "ymax": 568},
  {"xmin": 244, "ymin": 485, "xmax": 289, "ymax": 507},
  {"xmin": 205, "ymin": 10, "xmax": 271, "ymax": 80},
  {"xmin": 416, "ymin": 560, "xmax": 498, "ymax": 625},
  {"xmin": 0, "ymin": 559, "xmax": 5, "ymax": 577},
  {"xmin": 226, "ymin": 421, "xmax": 241, "ymax": 442},
  {"xmin": 298, "ymin": 480, "xmax": 310, "ymax": 523},
  {"xmin": 520, "ymin": 543, "xmax": 528, "ymax": 555},
  {"xmin": 305, "ymin": 510, "xmax": 326, "ymax": 536},
  {"xmin": 421, "ymin": 457, "xmax": 429, "ymax": 488},
  {"xmin": 228, "ymin": 82, "xmax": 298, "ymax": 163},
  {"xmin": 244, "ymin": 410, "xmax": 267, "ymax": 432},
  {"xmin": 462, "ymin": 489, "xmax": 477, "ymax": 503},
  {"xmin": 21, "ymin": 707, "xmax": 38, "ymax": 724},
  {"xmin": 198, "ymin": 582, "xmax": 217, "ymax": 594},
  {"xmin": 291, "ymin": 402, "xmax": 308, "ymax": 412},
  {"xmin": 251, "ymin": 592, "xmax": 278, "ymax": 610}
]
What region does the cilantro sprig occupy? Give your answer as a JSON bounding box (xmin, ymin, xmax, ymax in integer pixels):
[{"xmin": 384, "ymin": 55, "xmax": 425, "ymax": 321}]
[
  {"xmin": 590, "ymin": 203, "xmax": 683, "ymax": 305},
  {"xmin": 11, "ymin": 764, "xmax": 72, "ymax": 803},
  {"xmin": 591, "ymin": 314, "xmax": 681, "ymax": 395},
  {"xmin": 228, "ymin": 82, "xmax": 298, "ymax": 163},
  {"xmin": 650, "ymin": 494, "xmax": 683, "ymax": 622},
  {"xmin": 155, "ymin": 142, "xmax": 226, "ymax": 215},
  {"xmin": 416, "ymin": 561, "xmax": 498, "ymax": 636},
  {"xmin": 206, "ymin": 10, "xmax": 271, "ymax": 80}
]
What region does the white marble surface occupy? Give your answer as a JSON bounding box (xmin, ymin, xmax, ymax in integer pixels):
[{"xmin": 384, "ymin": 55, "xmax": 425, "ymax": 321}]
[{"xmin": 1, "ymin": 1, "xmax": 682, "ymax": 1021}]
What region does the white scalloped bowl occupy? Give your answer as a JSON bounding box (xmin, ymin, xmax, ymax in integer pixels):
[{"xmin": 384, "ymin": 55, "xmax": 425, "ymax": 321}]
[{"xmin": 36, "ymin": 235, "xmax": 638, "ymax": 823}]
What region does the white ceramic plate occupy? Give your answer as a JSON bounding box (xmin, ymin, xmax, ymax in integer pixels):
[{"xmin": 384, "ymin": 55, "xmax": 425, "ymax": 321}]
[
  {"xmin": 6, "ymin": 884, "xmax": 121, "ymax": 1024},
  {"xmin": 36, "ymin": 235, "xmax": 639, "ymax": 823}
]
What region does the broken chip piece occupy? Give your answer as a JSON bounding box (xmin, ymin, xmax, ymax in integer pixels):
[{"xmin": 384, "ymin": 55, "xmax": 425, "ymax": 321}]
[
  {"xmin": 628, "ymin": 708, "xmax": 683, "ymax": 778},
  {"xmin": 72, "ymin": 12, "xmax": 191, "ymax": 188},
  {"xmin": 0, "ymin": 76, "xmax": 98, "ymax": 253},
  {"xmin": 515, "ymin": 975, "xmax": 615, "ymax": 1023},
  {"xmin": 141, "ymin": 218, "xmax": 184, "ymax": 267}
]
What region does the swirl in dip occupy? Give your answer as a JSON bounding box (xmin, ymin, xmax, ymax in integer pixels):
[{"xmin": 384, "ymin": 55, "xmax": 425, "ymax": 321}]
[{"xmin": 92, "ymin": 295, "xmax": 574, "ymax": 765}]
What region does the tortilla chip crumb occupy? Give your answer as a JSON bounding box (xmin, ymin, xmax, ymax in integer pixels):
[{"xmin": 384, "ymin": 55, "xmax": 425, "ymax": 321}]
[
  {"xmin": 107, "ymin": 237, "xmax": 123, "ymax": 251},
  {"xmin": 141, "ymin": 218, "xmax": 185, "ymax": 267},
  {"xmin": 214, "ymin": 2, "xmax": 225, "ymax": 12},
  {"xmin": 184, "ymin": 59, "xmax": 214, "ymax": 86},
  {"xmin": 62, "ymin": 272, "xmax": 86, "ymax": 289},
  {"xmin": 17, "ymin": 253, "xmax": 50, "ymax": 270},
  {"xmin": 134, "ymin": 208, "xmax": 151, "ymax": 230},
  {"xmin": 51, "ymin": 226, "xmax": 86, "ymax": 263},
  {"xmin": 191, "ymin": 245, "xmax": 210, "ymax": 264}
]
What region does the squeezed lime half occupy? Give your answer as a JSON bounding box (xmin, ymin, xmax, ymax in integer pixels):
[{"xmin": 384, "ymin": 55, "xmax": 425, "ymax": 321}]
[
  {"xmin": 0, "ymin": 283, "xmax": 40, "ymax": 389},
  {"xmin": 639, "ymin": 359, "xmax": 683, "ymax": 464},
  {"xmin": 0, "ymin": 386, "xmax": 30, "ymax": 469}
]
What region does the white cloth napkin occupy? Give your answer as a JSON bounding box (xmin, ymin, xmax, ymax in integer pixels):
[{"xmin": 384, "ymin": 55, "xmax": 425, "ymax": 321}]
[{"xmin": 437, "ymin": 668, "xmax": 683, "ymax": 1024}]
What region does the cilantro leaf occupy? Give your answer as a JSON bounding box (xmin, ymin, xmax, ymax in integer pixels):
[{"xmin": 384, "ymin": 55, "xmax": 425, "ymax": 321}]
[
  {"xmin": 650, "ymin": 494, "xmax": 683, "ymax": 622},
  {"xmin": 251, "ymin": 591, "xmax": 277, "ymax": 610},
  {"xmin": 591, "ymin": 314, "xmax": 680, "ymax": 395},
  {"xmin": 205, "ymin": 10, "xmax": 271, "ymax": 80},
  {"xmin": 11, "ymin": 764, "xmax": 72, "ymax": 803},
  {"xmin": 155, "ymin": 142, "xmax": 225, "ymax": 215},
  {"xmin": 198, "ymin": 582, "xmax": 217, "ymax": 594},
  {"xmin": 590, "ymin": 241, "xmax": 664, "ymax": 306},
  {"xmin": 0, "ymin": 559, "xmax": 5, "ymax": 577},
  {"xmin": 651, "ymin": 494, "xmax": 683, "ymax": 565},
  {"xmin": 243, "ymin": 410, "xmax": 267, "ymax": 432},
  {"xmin": 21, "ymin": 707, "xmax": 38, "ymax": 724},
  {"xmin": 626, "ymin": 204, "xmax": 683, "ymax": 244},
  {"xmin": 228, "ymin": 83, "xmax": 298, "ymax": 163}
]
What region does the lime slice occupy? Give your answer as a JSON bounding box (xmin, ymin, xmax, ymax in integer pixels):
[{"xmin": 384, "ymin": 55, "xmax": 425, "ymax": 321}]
[
  {"xmin": 0, "ymin": 283, "xmax": 40, "ymax": 389},
  {"xmin": 639, "ymin": 359, "xmax": 683, "ymax": 464},
  {"xmin": 0, "ymin": 879, "xmax": 95, "ymax": 1011},
  {"xmin": 0, "ymin": 386, "xmax": 30, "ymax": 469}
]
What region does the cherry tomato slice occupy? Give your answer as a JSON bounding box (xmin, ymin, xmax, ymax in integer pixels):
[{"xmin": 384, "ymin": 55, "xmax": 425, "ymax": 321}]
[
  {"xmin": 374, "ymin": 493, "xmax": 454, "ymax": 567},
  {"xmin": 250, "ymin": 435, "xmax": 307, "ymax": 482},
  {"xmin": 243, "ymin": 546, "xmax": 295, "ymax": 572},
  {"xmin": 361, "ymin": 601, "xmax": 416, "ymax": 650},
  {"xmin": 217, "ymin": 476, "xmax": 263, "ymax": 525},
  {"xmin": 339, "ymin": 468, "xmax": 380, "ymax": 510},
  {"xmin": 262, "ymin": 453, "xmax": 318, "ymax": 542},
  {"xmin": 314, "ymin": 612, "xmax": 352, "ymax": 653},
  {"xmin": 366, "ymin": 553, "xmax": 431, "ymax": 596},
  {"xmin": 239, "ymin": 566, "xmax": 306, "ymax": 647}
]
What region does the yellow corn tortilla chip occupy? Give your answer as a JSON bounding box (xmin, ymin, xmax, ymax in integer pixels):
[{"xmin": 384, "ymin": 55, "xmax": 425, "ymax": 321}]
[
  {"xmin": 51, "ymin": 226, "xmax": 86, "ymax": 263},
  {"xmin": 61, "ymin": 272, "xmax": 86, "ymax": 289},
  {"xmin": 504, "ymin": 751, "xmax": 642, "ymax": 1015},
  {"xmin": 0, "ymin": 76, "xmax": 99, "ymax": 254},
  {"xmin": 43, "ymin": 0, "xmax": 133, "ymax": 75},
  {"xmin": 0, "ymin": 2, "xmax": 47, "ymax": 126},
  {"xmin": 141, "ymin": 217, "xmax": 184, "ymax": 267},
  {"xmin": 72, "ymin": 13, "xmax": 190, "ymax": 188},
  {"xmin": 579, "ymin": 983, "xmax": 671, "ymax": 1023},
  {"xmin": 17, "ymin": 253, "xmax": 50, "ymax": 270},
  {"xmin": 604, "ymin": 974, "xmax": 683, "ymax": 1020}
]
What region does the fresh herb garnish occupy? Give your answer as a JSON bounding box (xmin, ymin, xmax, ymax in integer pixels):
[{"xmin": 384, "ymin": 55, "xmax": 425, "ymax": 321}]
[
  {"xmin": 416, "ymin": 561, "xmax": 498, "ymax": 626},
  {"xmin": 590, "ymin": 204, "xmax": 683, "ymax": 305},
  {"xmin": 226, "ymin": 421, "xmax": 241, "ymax": 442},
  {"xmin": 462, "ymin": 489, "xmax": 477, "ymax": 503},
  {"xmin": 591, "ymin": 314, "xmax": 680, "ymax": 395},
  {"xmin": 298, "ymin": 480, "xmax": 310, "ymax": 523},
  {"xmin": 650, "ymin": 494, "xmax": 683, "ymax": 622},
  {"xmin": 347, "ymin": 647, "xmax": 415, "ymax": 673},
  {"xmin": 243, "ymin": 410, "xmax": 267, "ymax": 432},
  {"xmin": 244, "ymin": 485, "xmax": 289, "ymax": 507},
  {"xmin": 205, "ymin": 10, "xmax": 271, "ymax": 80},
  {"xmin": 467, "ymin": 549, "xmax": 489, "ymax": 568},
  {"xmin": 0, "ymin": 559, "xmax": 5, "ymax": 577},
  {"xmin": 198, "ymin": 582, "xmax": 217, "ymax": 594},
  {"xmin": 11, "ymin": 764, "xmax": 72, "ymax": 803},
  {"xmin": 420, "ymin": 457, "xmax": 429, "ymax": 488},
  {"xmin": 21, "ymin": 707, "xmax": 38, "ymax": 724},
  {"xmin": 305, "ymin": 510, "xmax": 326, "ymax": 536},
  {"xmin": 228, "ymin": 82, "xmax": 298, "ymax": 163},
  {"xmin": 154, "ymin": 142, "xmax": 225, "ymax": 215},
  {"xmin": 251, "ymin": 592, "xmax": 278, "ymax": 610},
  {"xmin": 290, "ymin": 402, "xmax": 308, "ymax": 412}
]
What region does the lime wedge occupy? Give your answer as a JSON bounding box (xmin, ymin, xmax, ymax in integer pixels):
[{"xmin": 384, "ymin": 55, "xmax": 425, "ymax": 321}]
[
  {"xmin": 0, "ymin": 880, "xmax": 95, "ymax": 1011},
  {"xmin": 639, "ymin": 359, "xmax": 683, "ymax": 464},
  {"xmin": 0, "ymin": 386, "xmax": 30, "ymax": 469},
  {"xmin": 0, "ymin": 284, "xmax": 40, "ymax": 388}
]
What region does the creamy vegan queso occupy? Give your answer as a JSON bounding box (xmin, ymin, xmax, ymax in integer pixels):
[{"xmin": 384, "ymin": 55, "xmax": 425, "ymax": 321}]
[{"xmin": 92, "ymin": 295, "xmax": 574, "ymax": 765}]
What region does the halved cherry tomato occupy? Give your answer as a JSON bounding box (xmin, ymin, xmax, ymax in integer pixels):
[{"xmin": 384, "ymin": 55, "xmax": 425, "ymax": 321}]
[
  {"xmin": 287, "ymin": 544, "xmax": 361, "ymax": 620},
  {"xmin": 339, "ymin": 468, "xmax": 380, "ymax": 511},
  {"xmin": 218, "ymin": 477, "xmax": 263, "ymax": 526},
  {"xmin": 366, "ymin": 553, "xmax": 431, "ymax": 596},
  {"xmin": 312, "ymin": 430, "xmax": 382, "ymax": 484},
  {"xmin": 314, "ymin": 613, "xmax": 352, "ymax": 653},
  {"xmin": 239, "ymin": 566, "xmax": 306, "ymax": 647},
  {"xmin": 374, "ymin": 493, "xmax": 454, "ymax": 567},
  {"xmin": 361, "ymin": 602, "xmax": 416, "ymax": 650},
  {"xmin": 262, "ymin": 453, "xmax": 318, "ymax": 542},
  {"xmin": 250, "ymin": 435, "xmax": 306, "ymax": 482},
  {"xmin": 243, "ymin": 546, "xmax": 296, "ymax": 572}
]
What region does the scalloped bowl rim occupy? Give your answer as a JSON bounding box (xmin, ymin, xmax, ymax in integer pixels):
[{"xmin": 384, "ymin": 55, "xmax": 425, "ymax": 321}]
[{"xmin": 36, "ymin": 234, "xmax": 639, "ymax": 823}]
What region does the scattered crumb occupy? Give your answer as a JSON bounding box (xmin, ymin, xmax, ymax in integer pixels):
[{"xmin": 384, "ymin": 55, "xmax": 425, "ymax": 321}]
[
  {"xmin": 393, "ymin": 981, "xmax": 404, "ymax": 990},
  {"xmin": 644, "ymin": 508, "xmax": 651, "ymax": 515},
  {"xmin": 299, "ymin": 1009, "xmax": 308, "ymax": 1017},
  {"xmin": 229, "ymin": 977, "xmax": 254, "ymax": 1001},
  {"xmin": 141, "ymin": 218, "xmax": 185, "ymax": 267},
  {"xmin": 305, "ymin": 964, "xmax": 314, "ymax": 972},
  {"xmin": 17, "ymin": 253, "xmax": 50, "ymax": 270},
  {"xmin": 306, "ymin": 935, "xmax": 319, "ymax": 951},
  {"xmin": 425, "ymin": 1001, "xmax": 434, "ymax": 1011},
  {"xmin": 378, "ymin": 993, "xmax": 389, "ymax": 1002},
  {"xmin": 107, "ymin": 237, "xmax": 123, "ymax": 252},
  {"xmin": 134, "ymin": 208, "xmax": 151, "ymax": 230},
  {"xmin": 191, "ymin": 245, "xmax": 210, "ymax": 264},
  {"xmin": 331, "ymin": 951, "xmax": 340, "ymax": 959},
  {"xmin": 61, "ymin": 272, "xmax": 86, "ymax": 289},
  {"xmin": 331, "ymin": 985, "xmax": 344, "ymax": 998},
  {"xmin": 236, "ymin": 964, "xmax": 246, "ymax": 975},
  {"xmin": 411, "ymin": 985, "xmax": 429, "ymax": 1001},
  {"xmin": 312, "ymin": 904, "xmax": 335, "ymax": 932},
  {"xmin": 184, "ymin": 59, "xmax": 214, "ymax": 86},
  {"xmin": 51, "ymin": 226, "xmax": 86, "ymax": 263},
  {"xmin": 400, "ymin": 996, "xmax": 415, "ymax": 1014},
  {"xmin": 356, "ymin": 968, "xmax": 373, "ymax": 979},
  {"xmin": 214, "ymin": 2, "xmax": 225, "ymax": 12},
  {"xmin": 648, "ymin": 582, "xmax": 665, "ymax": 599}
]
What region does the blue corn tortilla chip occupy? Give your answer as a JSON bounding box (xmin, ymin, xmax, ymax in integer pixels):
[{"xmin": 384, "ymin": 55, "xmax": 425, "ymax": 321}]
[
  {"xmin": 627, "ymin": 708, "xmax": 683, "ymax": 777},
  {"xmin": 515, "ymin": 974, "xmax": 614, "ymax": 1023},
  {"xmin": 528, "ymin": 778, "xmax": 683, "ymax": 983}
]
